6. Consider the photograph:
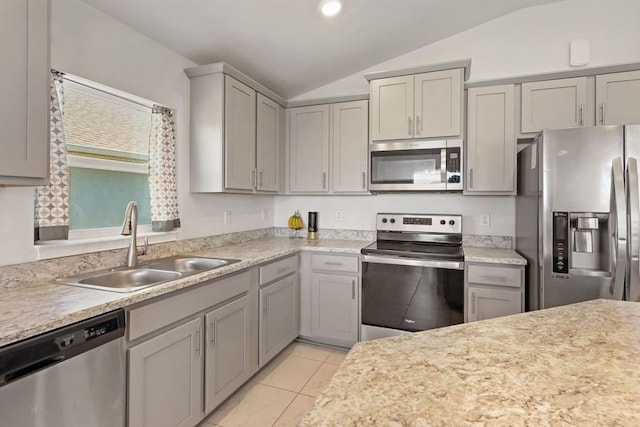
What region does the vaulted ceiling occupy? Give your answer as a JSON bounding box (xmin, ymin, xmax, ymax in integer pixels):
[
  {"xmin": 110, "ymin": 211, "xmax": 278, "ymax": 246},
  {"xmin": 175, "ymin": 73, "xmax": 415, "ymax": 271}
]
[{"xmin": 81, "ymin": 0, "xmax": 562, "ymax": 98}]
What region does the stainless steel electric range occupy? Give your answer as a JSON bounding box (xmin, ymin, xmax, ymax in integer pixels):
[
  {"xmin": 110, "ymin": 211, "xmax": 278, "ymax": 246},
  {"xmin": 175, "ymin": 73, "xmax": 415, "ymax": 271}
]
[{"xmin": 361, "ymin": 213, "xmax": 464, "ymax": 341}]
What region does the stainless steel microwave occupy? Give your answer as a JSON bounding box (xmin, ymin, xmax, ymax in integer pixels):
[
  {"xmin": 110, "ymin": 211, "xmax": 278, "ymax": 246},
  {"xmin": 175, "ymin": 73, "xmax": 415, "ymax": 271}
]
[{"xmin": 369, "ymin": 139, "xmax": 463, "ymax": 192}]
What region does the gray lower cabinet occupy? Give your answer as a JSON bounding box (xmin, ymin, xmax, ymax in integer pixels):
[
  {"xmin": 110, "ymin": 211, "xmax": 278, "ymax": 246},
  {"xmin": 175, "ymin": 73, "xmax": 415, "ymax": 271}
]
[
  {"xmin": 300, "ymin": 253, "xmax": 360, "ymax": 347},
  {"xmin": 128, "ymin": 318, "xmax": 203, "ymax": 427},
  {"xmin": 204, "ymin": 295, "xmax": 251, "ymax": 413},
  {"xmin": 259, "ymin": 274, "xmax": 298, "ymax": 366},
  {"xmin": 464, "ymin": 263, "xmax": 525, "ymax": 323},
  {"xmin": 310, "ymin": 272, "xmax": 358, "ymax": 345}
]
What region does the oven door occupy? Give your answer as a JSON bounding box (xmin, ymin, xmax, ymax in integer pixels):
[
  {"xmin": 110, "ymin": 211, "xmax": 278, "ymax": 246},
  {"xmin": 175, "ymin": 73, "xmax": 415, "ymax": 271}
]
[
  {"xmin": 369, "ymin": 140, "xmax": 462, "ymax": 191},
  {"xmin": 361, "ymin": 255, "xmax": 464, "ymax": 340}
]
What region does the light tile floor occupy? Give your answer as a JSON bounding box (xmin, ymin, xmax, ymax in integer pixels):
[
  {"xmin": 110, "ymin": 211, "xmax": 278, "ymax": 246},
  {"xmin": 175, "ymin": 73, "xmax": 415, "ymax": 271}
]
[{"xmin": 202, "ymin": 342, "xmax": 347, "ymax": 427}]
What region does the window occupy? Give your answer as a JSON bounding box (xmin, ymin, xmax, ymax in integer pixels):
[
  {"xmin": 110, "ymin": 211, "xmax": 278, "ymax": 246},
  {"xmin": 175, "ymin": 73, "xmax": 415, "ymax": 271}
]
[{"xmin": 63, "ymin": 78, "xmax": 153, "ymax": 238}]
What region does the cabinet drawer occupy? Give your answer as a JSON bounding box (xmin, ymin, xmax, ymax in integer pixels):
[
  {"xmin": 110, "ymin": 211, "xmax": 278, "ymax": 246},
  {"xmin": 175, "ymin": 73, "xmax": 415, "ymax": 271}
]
[
  {"xmin": 467, "ymin": 265, "xmax": 521, "ymax": 288},
  {"xmin": 259, "ymin": 255, "xmax": 298, "ymax": 285},
  {"xmin": 311, "ymin": 254, "xmax": 359, "ymax": 274},
  {"xmin": 128, "ymin": 270, "xmax": 252, "ymax": 342}
]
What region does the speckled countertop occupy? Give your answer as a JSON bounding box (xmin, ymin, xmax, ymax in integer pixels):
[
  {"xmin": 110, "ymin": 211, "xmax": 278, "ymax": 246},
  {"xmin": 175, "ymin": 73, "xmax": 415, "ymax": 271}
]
[
  {"xmin": 0, "ymin": 238, "xmax": 367, "ymax": 348},
  {"xmin": 300, "ymin": 299, "xmax": 640, "ymax": 426},
  {"xmin": 463, "ymin": 246, "xmax": 526, "ymax": 265}
]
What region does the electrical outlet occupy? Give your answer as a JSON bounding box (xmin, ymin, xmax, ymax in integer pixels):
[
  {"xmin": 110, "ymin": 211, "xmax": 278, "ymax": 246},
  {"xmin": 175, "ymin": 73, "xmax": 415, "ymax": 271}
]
[
  {"xmin": 224, "ymin": 210, "xmax": 232, "ymax": 224},
  {"xmin": 335, "ymin": 210, "xmax": 344, "ymax": 221},
  {"xmin": 480, "ymin": 213, "xmax": 491, "ymax": 227}
]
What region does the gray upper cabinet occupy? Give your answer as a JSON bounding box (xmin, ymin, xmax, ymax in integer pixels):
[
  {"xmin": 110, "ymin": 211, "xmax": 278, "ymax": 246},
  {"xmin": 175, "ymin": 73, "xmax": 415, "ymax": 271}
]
[
  {"xmin": 331, "ymin": 100, "xmax": 369, "ymax": 193},
  {"xmin": 466, "ymin": 84, "xmax": 516, "ymax": 194},
  {"xmin": 0, "ymin": 0, "xmax": 49, "ymax": 185},
  {"xmin": 187, "ymin": 64, "xmax": 285, "ymax": 193},
  {"xmin": 370, "ymin": 69, "xmax": 463, "ymax": 142},
  {"xmin": 370, "ymin": 75, "xmax": 414, "ymax": 141},
  {"xmin": 521, "ymin": 77, "xmax": 588, "ymax": 133},
  {"xmin": 596, "ymin": 70, "xmax": 640, "ymax": 126},
  {"xmin": 256, "ymin": 93, "xmax": 281, "ymax": 192},
  {"xmin": 288, "ymin": 105, "xmax": 330, "ymax": 193},
  {"xmin": 414, "ymin": 69, "xmax": 463, "ymax": 138},
  {"xmin": 225, "ymin": 76, "xmax": 256, "ymax": 191}
]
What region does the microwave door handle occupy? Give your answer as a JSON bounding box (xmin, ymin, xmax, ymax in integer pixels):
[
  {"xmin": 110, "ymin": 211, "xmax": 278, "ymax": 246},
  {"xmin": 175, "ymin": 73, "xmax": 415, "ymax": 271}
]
[
  {"xmin": 627, "ymin": 157, "xmax": 640, "ymax": 301},
  {"xmin": 611, "ymin": 157, "xmax": 627, "ymax": 300}
]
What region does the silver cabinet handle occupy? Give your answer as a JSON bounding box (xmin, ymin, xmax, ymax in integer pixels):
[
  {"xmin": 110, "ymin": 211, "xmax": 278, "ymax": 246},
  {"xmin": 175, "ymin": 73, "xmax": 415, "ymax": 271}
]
[
  {"xmin": 276, "ymin": 266, "xmax": 289, "ymax": 275},
  {"xmin": 362, "ymin": 171, "xmax": 366, "ymax": 189},
  {"xmin": 471, "ymin": 292, "xmax": 476, "ymax": 315},
  {"xmin": 352, "ymin": 279, "xmax": 356, "ymax": 299},
  {"xmin": 579, "ymin": 105, "xmax": 584, "ymax": 126},
  {"xmin": 251, "ymin": 169, "xmax": 257, "ymax": 189},
  {"xmin": 266, "ymin": 293, "xmax": 269, "ymax": 312},
  {"xmin": 322, "ymin": 172, "xmax": 327, "ymax": 189},
  {"xmin": 416, "ymin": 116, "xmax": 421, "ymax": 135},
  {"xmin": 601, "ymin": 103, "xmax": 606, "ymax": 124},
  {"xmin": 408, "ymin": 117, "xmax": 413, "ymax": 136},
  {"xmin": 195, "ymin": 325, "xmax": 201, "ymax": 354},
  {"xmin": 263, "ymin": 294, "xmax": 268, "ymax": 313},
  {"xmin": 259, "ymin": 171, "xmax": 263, "ymax": 188},
  {"xmin": 210, "ymin": 320, "xmax": 217, "ymax": 346},
  {"xmin": 324, "ymin": 261, "xmax": 344, "ymax": 266},
  {"xmin": 480, "ymin": 274, "xmax": 507, "ymax": 281},
  {"xmin": 469, "ymin": 168, "xmax": 474, "ymax": 189}
]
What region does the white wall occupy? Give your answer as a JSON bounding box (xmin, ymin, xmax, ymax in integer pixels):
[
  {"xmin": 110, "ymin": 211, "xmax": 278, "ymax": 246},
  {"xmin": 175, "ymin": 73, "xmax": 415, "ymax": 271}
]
[
  {"xmin": 0, "ymin": 0, "xmax": 274, "ymax": 266},
  {"xmin": 275, "ymin": 195, "xmax": 513, "ymax": 236},
  {"xmin": 291, "ymin": 0, "xmax": 640, "ymax": 100}
]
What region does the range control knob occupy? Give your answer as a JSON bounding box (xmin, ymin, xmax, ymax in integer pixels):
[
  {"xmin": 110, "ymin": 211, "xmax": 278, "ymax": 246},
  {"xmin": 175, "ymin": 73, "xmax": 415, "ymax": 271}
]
[
  {"xmin": 440, "ymin": 220, "xmax": 446, "ymax": 225},
  {"xmin": 381, "ymin": 218, "xmax": 388, "ymax": 223},
  {"xmin": 390, "ymin": 218, "xmax": 396, "ymax": 224},
  {"xmin": 449, "ymin": 220, "xmax": 455, "ymax": 226}
]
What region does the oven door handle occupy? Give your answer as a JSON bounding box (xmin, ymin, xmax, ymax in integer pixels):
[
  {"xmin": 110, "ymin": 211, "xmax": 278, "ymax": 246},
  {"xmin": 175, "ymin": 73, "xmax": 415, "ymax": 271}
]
[{"xmin": 362, "ymin": 254, "xmax": 464, "ymax": 270}]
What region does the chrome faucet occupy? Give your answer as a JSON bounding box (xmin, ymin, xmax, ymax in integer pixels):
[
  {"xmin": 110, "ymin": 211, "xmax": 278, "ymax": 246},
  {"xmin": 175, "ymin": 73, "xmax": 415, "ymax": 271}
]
[{"xmin": 121, "ymin": 201, "xmax": 148, "ymax": 267}]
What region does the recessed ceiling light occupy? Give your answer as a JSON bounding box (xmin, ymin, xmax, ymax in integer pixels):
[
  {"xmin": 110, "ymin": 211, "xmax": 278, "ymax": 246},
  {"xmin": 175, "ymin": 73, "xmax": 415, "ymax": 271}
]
[{"xmin": 319, "ymin": 0, "xmax": 342, "ymax": 17}]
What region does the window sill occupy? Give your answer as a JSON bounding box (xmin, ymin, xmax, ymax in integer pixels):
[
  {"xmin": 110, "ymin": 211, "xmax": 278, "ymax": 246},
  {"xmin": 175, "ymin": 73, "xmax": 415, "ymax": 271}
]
[{"xmin": 35, "ymin": 231, "xmax": 179, "ymax": 260}]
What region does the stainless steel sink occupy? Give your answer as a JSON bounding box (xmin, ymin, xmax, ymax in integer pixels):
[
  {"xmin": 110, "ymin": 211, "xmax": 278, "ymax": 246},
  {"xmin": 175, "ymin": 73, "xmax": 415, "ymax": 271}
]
[
  {"xmin": 57, "ymin": 256, "xmax": 239, "ymax": 293},
  {"xmin": 141, "ymin": 256, "xmax": 238, "ymax": 274},
  {"xmin": 60, "ymin": 268, "xmax": 182, "ymax": 293}
]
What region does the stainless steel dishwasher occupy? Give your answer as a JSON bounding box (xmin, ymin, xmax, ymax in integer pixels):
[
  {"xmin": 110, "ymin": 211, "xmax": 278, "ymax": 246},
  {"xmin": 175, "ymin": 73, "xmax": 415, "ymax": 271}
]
[{"xmin": 0, "ymin": 309, "xmax": 126, "ymax": 427}]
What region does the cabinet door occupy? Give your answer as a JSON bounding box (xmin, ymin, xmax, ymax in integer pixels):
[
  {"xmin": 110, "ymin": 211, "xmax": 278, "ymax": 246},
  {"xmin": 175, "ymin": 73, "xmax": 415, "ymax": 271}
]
[
  {"xmin": 256, "ymin": 93, "xmax": 280, "ymax": 192},
  {"xmin": 204, "ymin": 295, "xmax": 251, "ymax": 413},
  {"xmin": 311, "ymin": 273, "xmax": 358, "ymax": 345},
  {"xmin": 370, "ymin": 75, "xmax": 414, "ymax": 141},
  {"xmin": 466, "ymin": 85, "xmax": 516, "ymax": 193},
  {"xmin": 259, "ymin": 274, "xmax": 298, "ymax": 366},
  {"xmin": 0, "ymin": 0, "xmax": 49, "ymax": 184},
  {"xmin": 521, "ymin": 77, "xmax": 588, "ymax": 133},
  {"xmin": 288, "ymin": 105, "xmax": 330, "ymax": 192},
  {"xmin": 129, "ymin": 318, "xmax": 203, "ymax": 427},
  {"xmin": 331, "ymin": 100, "xmax": 369, "ymax": 193},
  {"xmin": 467, "ymin": 286, "xmax": 521, "ymax": 322},
  {"xmin": 414, "ymin": 69, "xmax": 463, "ymax": 138},
  {"xmin": 225, "ymin": 75, "xmax": 256, "ymax": 190},
  {"xmin": 596, "ymin": 70, "xmax": 640, "ymax": 126}
]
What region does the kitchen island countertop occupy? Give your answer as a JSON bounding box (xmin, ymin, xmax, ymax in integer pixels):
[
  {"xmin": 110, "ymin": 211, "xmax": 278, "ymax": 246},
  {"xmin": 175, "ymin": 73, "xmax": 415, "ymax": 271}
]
[{"xmin": 299, "ymin": 299, "xmax": 640, "ymax": 426}]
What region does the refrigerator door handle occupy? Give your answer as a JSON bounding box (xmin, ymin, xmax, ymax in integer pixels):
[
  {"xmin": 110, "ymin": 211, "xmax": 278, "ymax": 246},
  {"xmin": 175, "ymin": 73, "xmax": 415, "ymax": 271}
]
[
  {"xmin": 627, "ymin": 157, "xmax": 640, "ymax": 301},
  {"xmin": 611, "ymin": 157, "xmax": 627, "ymax": 300}
]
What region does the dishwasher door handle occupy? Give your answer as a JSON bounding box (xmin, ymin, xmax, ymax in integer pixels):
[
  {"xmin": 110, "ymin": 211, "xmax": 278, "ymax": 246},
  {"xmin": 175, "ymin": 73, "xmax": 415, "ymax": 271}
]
[{"xmin": 3, "ymin": 355, "xmax": 65, "ymax": 385}]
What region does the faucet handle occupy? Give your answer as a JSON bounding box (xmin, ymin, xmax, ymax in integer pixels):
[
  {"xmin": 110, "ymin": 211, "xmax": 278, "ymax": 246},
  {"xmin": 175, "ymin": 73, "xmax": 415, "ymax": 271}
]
[{"xmin": 137, "ymin": 237, "xmax": 149, "ymax": 256}]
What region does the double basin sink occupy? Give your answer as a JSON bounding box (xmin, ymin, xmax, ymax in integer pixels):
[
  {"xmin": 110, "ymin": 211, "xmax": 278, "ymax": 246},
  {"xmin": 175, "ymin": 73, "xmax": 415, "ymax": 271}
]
[{"xmin": 58, "ymin": 256, "xmax": 240, "ymax": 293}]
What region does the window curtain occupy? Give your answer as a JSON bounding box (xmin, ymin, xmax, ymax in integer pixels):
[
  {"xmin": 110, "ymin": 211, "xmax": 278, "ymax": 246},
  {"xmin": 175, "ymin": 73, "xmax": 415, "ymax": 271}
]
[
  {"xmin": 149, "ymin": 105, "xmax": 180, "ymax": 231},
  {"xmin": 34, "ymin": 70, "xmax": 70, "ymax": 241}
]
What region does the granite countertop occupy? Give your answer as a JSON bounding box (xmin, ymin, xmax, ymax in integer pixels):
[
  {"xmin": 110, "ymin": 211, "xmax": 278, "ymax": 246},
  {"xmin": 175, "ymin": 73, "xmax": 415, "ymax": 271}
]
[
  {"xmin": 0, "ymin": 237, "xmax": 369, "ymax": 348},
  {"xmin": 463, "ymin": 246, "xmax": 526, "ymax": 265},
  {"xmin": 300, "ymin": 299, "xmax": 640, "ymax": 426}
]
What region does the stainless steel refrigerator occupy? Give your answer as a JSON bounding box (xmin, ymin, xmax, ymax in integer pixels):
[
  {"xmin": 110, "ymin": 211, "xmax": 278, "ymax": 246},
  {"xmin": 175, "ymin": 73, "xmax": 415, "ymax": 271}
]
[{"xmin": 516, "ymin": 125, "xmax": 640, "ymax": 310}]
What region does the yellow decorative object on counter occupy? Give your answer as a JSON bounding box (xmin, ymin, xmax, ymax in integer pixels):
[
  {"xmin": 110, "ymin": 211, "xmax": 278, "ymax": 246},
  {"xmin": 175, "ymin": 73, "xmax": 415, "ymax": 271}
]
[{"xmin": 287, "ymin": 210, "xmax": 304, "ymax": 238}]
